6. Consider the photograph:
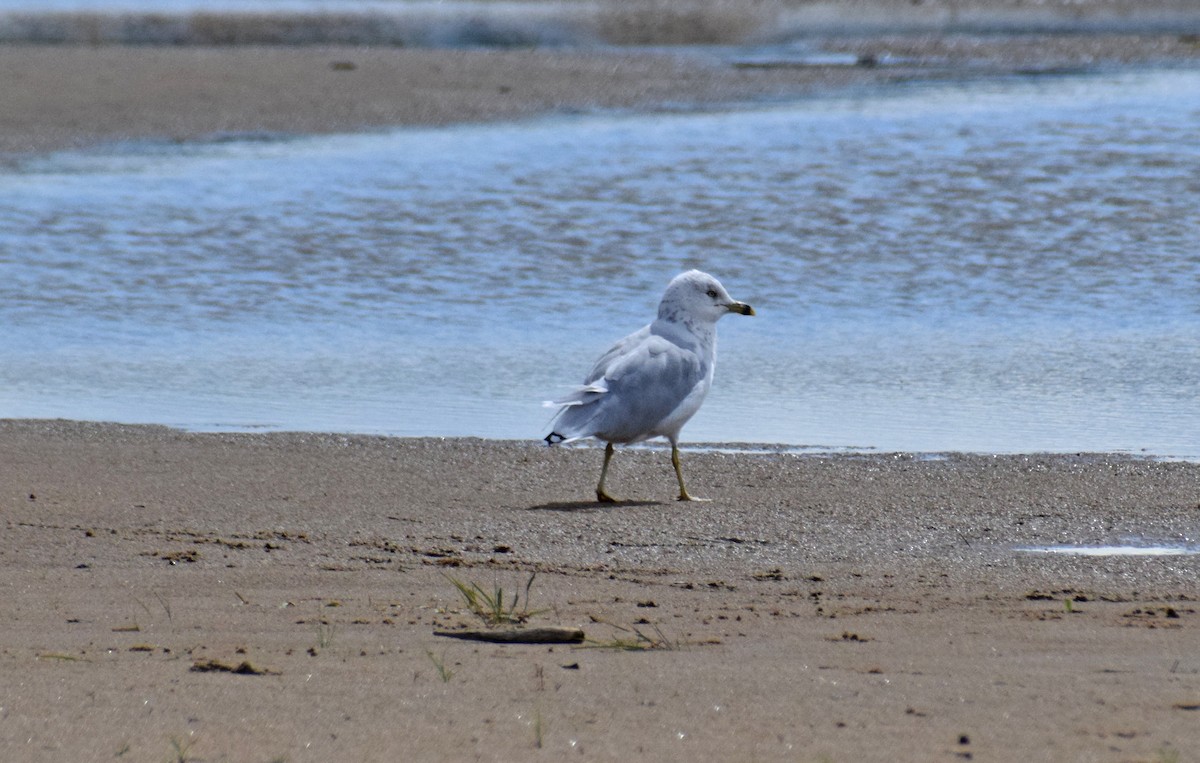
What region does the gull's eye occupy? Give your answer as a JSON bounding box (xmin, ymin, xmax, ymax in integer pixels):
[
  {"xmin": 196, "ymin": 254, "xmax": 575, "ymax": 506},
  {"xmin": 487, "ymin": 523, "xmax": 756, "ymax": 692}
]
[{"xmin": 706, "ymin": 289, "xmax": 718, "ymax": 299}]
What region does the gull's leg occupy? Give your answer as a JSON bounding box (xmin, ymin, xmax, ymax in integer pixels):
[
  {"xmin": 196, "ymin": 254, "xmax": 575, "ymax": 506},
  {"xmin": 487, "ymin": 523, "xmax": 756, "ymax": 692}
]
[
  {"xmin": 596, "ymin": 442, "xmax": 618, "ymax": 503},
  {"xmin": 671, "ymin": 440, "xmax": 710, "ymax": 502}
]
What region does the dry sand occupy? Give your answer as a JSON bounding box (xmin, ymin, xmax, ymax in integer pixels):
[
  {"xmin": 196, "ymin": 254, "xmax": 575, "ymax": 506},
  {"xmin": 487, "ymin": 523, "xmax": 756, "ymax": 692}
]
[
  {"xmin": 3, "ymin": 10, "xmax": 1200, "ymax": 760},
  {"xmin": 2, "ymin": 420, "xmax": 1198, "ymax": 761}
]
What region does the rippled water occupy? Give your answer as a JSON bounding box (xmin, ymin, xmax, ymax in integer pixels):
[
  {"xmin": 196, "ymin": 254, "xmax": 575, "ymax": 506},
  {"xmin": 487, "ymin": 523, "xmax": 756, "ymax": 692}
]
[{"xmin": 2, "ymin": 69, "xmax": 1198, "ymax": 455}]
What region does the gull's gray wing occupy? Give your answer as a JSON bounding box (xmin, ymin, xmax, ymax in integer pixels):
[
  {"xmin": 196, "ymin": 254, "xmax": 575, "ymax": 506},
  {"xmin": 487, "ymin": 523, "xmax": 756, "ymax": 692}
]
[
  {"xmin": 583, "ymin": 325, "xmax": 651, "ymax": 385},
  {"xmin": 549, "ymin": 330, "xmax": 707, "ymax": 444}
]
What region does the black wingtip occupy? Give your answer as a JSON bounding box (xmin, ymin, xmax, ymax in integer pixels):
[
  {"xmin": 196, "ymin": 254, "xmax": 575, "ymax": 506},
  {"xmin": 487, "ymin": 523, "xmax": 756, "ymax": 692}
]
[{"xmin": 544, "ymin": 432, "xmax": 565, "ymax": 446}]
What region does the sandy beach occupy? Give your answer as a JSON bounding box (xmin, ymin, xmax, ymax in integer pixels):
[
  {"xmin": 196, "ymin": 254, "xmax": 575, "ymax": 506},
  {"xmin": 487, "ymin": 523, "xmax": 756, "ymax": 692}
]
[
  {"xmin": 2, "ymin": 421, "xmax": 1198, "ymax": 761},
  {"xmin": 3, "ymin": 3, "xmax": 1200, "ymax": 759}
]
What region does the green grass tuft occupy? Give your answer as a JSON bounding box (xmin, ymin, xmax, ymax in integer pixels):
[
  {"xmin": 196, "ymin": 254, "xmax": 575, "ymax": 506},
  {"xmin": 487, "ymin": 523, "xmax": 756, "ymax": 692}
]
[
  {"xmin": 426, "ymin": 650, "xmax": 455, "ymax": 683},
  {"xmin": 581, "ymin": 618, "xmax": 676, "ymax": 651},
  {"xmin": 1157, "ymin": 748, "xmax": 1180, "ymax": 763},
  {"xmin": 444, "ymin": 572, "xmax": 545, "ymax": 626},
  {"xmin": 315, "ymin": 623, "xmax": 336, "ymax": 650},
  {"xmin": 167, "ymin": 735, "xmax": 196, "ymax": 763}
]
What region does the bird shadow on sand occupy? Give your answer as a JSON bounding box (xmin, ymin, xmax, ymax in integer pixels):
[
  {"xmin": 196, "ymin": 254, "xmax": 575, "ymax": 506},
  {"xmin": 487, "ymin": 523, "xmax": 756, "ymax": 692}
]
[{"xmin": 524, "ymin": 500, "xmax": 662, "ymax": 512}]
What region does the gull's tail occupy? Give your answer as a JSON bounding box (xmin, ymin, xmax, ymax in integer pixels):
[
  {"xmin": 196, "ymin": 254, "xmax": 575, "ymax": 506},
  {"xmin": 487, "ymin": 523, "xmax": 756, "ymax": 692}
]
[{"xmin": 542, "ymin": 381, "xmax": 607, "ymax": 445}]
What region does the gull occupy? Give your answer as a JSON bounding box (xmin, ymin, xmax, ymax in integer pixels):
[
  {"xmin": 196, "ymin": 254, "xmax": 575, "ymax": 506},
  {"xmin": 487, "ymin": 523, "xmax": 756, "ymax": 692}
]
[{"xmin": 544, "ymin": 270, "xmax": 755, "ymax": 502}]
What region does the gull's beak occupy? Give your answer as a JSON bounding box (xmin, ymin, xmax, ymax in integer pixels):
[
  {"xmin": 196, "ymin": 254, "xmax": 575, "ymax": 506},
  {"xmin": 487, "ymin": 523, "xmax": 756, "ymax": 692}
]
[{"xmin": 728, "ymin": 301, "xmax": 755, "ymax": 316}]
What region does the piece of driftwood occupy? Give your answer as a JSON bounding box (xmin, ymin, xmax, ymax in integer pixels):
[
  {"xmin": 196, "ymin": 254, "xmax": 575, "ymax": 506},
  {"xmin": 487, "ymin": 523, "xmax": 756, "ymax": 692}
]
[{"xmin": 433, "ymin": 626, "xmax": 585, "ymax": 644}]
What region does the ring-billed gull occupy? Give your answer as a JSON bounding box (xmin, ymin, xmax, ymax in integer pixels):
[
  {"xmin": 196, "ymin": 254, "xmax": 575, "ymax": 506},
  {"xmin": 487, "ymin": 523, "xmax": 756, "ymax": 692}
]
[{"xmin": 544, "ymin": 270, "xmax": 755, "ymax": 502}]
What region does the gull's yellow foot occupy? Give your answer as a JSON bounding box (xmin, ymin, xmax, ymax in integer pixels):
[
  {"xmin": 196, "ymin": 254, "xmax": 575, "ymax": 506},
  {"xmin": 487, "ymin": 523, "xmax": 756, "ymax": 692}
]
[
  {"xmin": 596, "ymin": 442, "xmax": 618, "ymax": 503},
  {"xmin": 671, "ymin": 443, "xmax": 709, "ymax": 502}
]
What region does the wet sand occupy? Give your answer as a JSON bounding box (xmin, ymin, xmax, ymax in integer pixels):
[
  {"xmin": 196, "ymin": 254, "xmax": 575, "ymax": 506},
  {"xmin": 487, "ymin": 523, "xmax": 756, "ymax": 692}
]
[
  {"xmin": 2, "ymin": 420, "xmax": 1198, "ymax": 760},
  {"xmin": 3, "ymin": 31, "xmax": 1200, "ymax": 156},
  {"xmin": 0, "ymin": 44, "xmax": 865, "ymax": 155}
]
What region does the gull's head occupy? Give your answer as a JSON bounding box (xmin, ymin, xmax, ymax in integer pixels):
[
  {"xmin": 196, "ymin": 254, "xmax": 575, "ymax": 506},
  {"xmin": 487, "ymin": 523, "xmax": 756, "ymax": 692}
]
[{"xmin": 658, "ymin": 270, "xmax": 755, "ymax": 325}]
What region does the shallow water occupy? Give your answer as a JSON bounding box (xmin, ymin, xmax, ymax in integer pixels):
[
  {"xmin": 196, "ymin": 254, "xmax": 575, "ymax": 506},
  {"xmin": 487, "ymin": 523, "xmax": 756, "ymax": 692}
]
[
  {"xmin": 1016, "ymin": 544, "xmax": 1200, "ymax": 557},
  {"xmin": 2, "ymin": 68, "xmax": 1198, "ymax": 455}
]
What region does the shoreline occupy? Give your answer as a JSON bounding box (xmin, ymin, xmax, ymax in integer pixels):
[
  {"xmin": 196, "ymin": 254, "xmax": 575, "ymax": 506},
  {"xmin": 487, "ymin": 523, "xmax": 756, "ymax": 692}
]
[
  {"xmin": 5, "ymin": 416, "xmax": 1196, "ymax": 461},
  {"xmin": 2, "ymin": 418, "xmax": 1198, "ymax": 759}
]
